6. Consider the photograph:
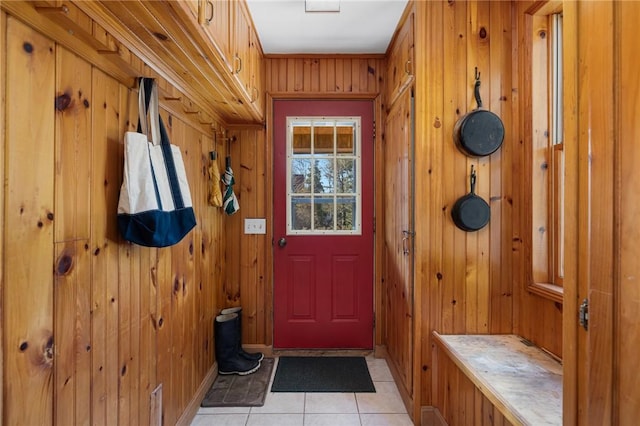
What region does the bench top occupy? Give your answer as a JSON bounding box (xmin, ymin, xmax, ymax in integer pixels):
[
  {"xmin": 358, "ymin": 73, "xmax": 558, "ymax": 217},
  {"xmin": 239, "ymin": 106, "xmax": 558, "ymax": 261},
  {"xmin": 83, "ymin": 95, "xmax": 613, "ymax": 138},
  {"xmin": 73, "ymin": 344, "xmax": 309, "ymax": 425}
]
[{"xmin": 433, "ymin": 333, "xmax": 562, "ymax": 426}]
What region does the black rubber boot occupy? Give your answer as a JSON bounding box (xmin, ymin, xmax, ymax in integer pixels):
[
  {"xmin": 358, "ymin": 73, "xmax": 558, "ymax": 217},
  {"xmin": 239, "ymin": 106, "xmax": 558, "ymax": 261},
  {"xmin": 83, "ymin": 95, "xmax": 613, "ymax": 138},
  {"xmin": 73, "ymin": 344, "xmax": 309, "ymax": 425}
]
[
  {"xmin": 214, "ymin": 313, "xmax": 261, "ymax": 375},
  {"xmin": 220, "ymin": 307, "xmax": 265, "ymax": 362}
]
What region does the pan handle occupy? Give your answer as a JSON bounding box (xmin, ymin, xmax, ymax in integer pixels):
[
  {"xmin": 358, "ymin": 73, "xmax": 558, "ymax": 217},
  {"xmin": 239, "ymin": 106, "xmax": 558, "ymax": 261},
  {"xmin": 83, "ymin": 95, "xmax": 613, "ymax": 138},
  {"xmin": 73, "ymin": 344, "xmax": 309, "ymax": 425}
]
[
  {"xmin": 474, "ymin": 67, "xmax": 483, "ymax": 109},
  {"xmin": 470, "ymin": 165, "xmax": 477, "ymax": 194}
]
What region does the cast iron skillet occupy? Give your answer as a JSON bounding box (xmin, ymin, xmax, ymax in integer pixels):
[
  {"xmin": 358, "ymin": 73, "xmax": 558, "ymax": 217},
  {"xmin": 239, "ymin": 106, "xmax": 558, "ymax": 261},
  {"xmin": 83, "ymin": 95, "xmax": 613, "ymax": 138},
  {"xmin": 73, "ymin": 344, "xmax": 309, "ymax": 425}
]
[
  {"xmin": 451, "ymin": 166, "xmax": 490, "ymax": 232},
  {"xmin": 453, "ymin": 69, "xmax": 504, "ymax": 157}
]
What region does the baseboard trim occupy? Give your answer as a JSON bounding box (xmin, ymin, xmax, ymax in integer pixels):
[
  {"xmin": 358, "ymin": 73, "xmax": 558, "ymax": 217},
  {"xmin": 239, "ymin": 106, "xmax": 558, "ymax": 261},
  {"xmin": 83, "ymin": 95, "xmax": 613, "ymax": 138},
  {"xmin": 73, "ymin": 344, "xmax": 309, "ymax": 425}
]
[
  {"xmin": 176, "ymin": 362, "xmax": 218, "ymax": 426},
  {"xmin": 243, "ymin": 344, "xmax": 273, "ymax": 357},
  {"xmin": 421, "ymin": 406, "xmax": 447, "ymax": 426}
]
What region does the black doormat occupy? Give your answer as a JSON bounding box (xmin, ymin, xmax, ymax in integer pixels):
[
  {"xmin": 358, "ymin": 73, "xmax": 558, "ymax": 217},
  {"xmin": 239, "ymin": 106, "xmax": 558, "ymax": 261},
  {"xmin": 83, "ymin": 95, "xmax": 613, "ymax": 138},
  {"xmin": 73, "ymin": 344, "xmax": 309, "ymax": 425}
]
[
  {"xmin": 201, "ymin": 358, "xmax": 274, "ymax": 407},
  {"xmin": 271, "ymin": 356, "xmax": 376, "ymax": 393}
]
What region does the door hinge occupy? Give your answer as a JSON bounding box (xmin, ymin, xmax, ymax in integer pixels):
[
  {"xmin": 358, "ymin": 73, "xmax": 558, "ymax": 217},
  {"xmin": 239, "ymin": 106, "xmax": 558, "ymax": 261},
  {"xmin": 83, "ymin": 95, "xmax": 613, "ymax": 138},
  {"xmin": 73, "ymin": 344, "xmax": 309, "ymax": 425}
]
[
  {"xmin": 373, "ymin": 120, "xmax": 376, "ymax": 139},
  {"xmin": 579, "ymin": 298, "xmax": 589, "ymax": 330}
]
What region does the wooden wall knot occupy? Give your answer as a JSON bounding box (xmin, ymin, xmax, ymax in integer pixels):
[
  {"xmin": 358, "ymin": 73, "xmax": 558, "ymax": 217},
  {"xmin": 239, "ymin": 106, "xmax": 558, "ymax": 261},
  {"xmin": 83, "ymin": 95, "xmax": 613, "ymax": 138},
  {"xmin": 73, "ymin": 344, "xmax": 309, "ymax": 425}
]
[
  {"xmin": 55, "ymin": 92, "xmax": 72, "ymax": 111},
  {"xmin": 56, "ymin": 252, "xmax": 74, "ymax": 276}
]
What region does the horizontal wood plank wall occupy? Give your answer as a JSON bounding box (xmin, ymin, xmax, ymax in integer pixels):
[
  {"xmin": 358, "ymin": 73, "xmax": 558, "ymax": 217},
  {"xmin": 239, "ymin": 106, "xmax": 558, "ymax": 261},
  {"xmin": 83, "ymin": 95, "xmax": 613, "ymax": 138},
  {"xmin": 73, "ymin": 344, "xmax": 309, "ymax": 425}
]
[
  {"xmin": 413, "ymin": 0, "xmax": 562, "ymax": 418},
  {"xmin": 1, "ymin": 15, "xmax": 223, "ymax": 426}
]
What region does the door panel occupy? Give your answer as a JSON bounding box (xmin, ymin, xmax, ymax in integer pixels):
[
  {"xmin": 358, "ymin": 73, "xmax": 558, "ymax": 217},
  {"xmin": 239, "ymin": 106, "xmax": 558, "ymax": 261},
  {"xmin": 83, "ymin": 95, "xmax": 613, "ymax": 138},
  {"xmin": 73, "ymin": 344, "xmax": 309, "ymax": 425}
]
[
  {"xmin": 274, "ymin": 100, "xmax": 374, "ymax": 349},
  {"xmin": 384, "ymin": 91, "xmax": 414, "ymax": 393}
]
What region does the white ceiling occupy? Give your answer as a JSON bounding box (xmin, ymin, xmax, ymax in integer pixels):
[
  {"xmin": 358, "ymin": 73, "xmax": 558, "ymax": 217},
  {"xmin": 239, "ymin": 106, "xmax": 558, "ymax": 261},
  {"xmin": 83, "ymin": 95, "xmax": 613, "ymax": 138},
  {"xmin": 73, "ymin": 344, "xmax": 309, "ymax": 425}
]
[{"xmin": 245, "ymin": 0, "xmax": 409, "ymax": 54}]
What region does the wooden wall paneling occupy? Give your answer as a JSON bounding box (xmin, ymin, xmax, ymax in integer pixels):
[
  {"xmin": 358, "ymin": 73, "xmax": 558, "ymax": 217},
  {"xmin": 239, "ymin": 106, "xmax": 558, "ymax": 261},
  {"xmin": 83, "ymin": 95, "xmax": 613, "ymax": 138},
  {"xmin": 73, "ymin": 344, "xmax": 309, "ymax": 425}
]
[
  {"xmin": 441, "ymin": 0, "xmax": 468, "ymax": 335},
  {"xmin": 223, "ymin": 135, "xmax": 243, "ymax": 308},
  {"xmin": 561, "ymin": 1, "xmax": 579, "ymax": 423},
  {"xmin": 162, "ymin": 108, "xmax": 186, "ymax": 421},
  {"xmin": 155, "ymin": 238, "xmax": 174, "ymax": 424},
  {"xmin": 137, "ymin": 245, "xmax": 158, "ymax": 426},
  {"xmin": 491, "ymin": 0, "xmax": 514, "ymax": 335},
  {"xmin": 90, "ymin": 67, "xmax": 123, "ymax": 426},
  {"xmin": 3, "ymin": 17, "xmax": 55, "ymax": 426},
  {"xmin": 418, "ymin": 0, "xmax": 443, "ymax": 408},
  {"xmin": 613, "ymin": 3, "xmax": 640, "ymax": 424},
  {"xmin": 0, "ymin": 10, "xmax": 5, "ymax": 422},
  {"xmin": 53, "ymin": 45, "xmax": 93, "ymax": 426},
  {"xmin": 54, "ymin": 241, "xmax": 92, "ymax": 425},
  {"xmin": 167, "ymin": 116, "xmax": 188, "ymax": 417},
  {"xmin": 242, "ymin": 129, "xmax": 267, "ymax": 345},
  {"xmin": 117, "ymin": 242, "xmax": 135, "ymax": 425},
  {"xmin": 183, "ymin": 122, "xmax": 200, "ymax": 407},
  {"xmin": 221, "ymin": 127, "xmax": 268, "ymax": 346},
  {"xmin": 475, "ymin": 1, "xmax": 493, "ymax": 335},
  {"xmin": 433, "ymin": 346, "xmax": 514, "ymax": 426},
  {"xmin": 238, "ymin": 129, "xmax": 258, "ymax": 343},
  {"xmin": 579, "ymin": 1, "xmax": 615, "ymax": 424},
  {"xmin": 198, "ymin": 133, "xmax": 216, "ymax": 375},
  {"xmin": 265, "ymin": 57, "xmax": 383, "ymax": 97},
  {"xmin": 54, "ymin": 47, "xmax": 92, "ymax": 243},
  {"xmin": 617, "ymin": 2, "xmax": 640, "ymax": 423},
  {"xmin": 116, "ymin": 81, "xmax": 138, "ymax": 425}
]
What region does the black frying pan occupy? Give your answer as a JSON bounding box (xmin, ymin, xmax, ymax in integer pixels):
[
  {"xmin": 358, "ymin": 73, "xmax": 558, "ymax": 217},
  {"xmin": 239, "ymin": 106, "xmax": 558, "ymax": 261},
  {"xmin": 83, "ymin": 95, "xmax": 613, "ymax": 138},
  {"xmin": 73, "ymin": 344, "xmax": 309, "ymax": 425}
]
[
  {"xmin": 453, "ymin": 69, "xmax": 504, "ymax": 157},
  {"xmin": 451, "ymin": 166, "xmax": 490, "ymax": 232}
]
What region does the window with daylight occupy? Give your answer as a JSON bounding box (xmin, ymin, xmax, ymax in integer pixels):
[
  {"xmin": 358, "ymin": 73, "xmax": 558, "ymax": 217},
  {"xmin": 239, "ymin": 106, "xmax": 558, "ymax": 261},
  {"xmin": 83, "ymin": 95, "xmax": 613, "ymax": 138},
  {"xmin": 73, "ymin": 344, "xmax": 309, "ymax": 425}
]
[
  {"xmin": 286, "ymin": 117, "xmax": 362, "ymax": 235},
  {"xmin": 530, "ymin": 5, "xmax": 564, "ymax": 300}
]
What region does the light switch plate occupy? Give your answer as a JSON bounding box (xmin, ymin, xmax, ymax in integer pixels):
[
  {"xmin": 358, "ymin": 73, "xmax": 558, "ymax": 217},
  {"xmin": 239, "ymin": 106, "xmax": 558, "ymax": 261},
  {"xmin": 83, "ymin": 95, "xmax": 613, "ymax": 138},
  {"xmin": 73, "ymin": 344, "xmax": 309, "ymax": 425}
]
[{"xmin": 244, "ymin": 218, "xmax": 266, "ymax": 234}]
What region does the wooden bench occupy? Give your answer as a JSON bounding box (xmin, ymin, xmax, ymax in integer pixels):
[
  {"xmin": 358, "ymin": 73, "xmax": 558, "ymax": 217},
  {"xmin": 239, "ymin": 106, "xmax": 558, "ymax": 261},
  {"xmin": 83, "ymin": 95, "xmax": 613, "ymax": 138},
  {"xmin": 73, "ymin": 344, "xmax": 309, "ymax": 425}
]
[{"xmin": 433, "ymin": 332, "xmax": 562, "ymax": 426}]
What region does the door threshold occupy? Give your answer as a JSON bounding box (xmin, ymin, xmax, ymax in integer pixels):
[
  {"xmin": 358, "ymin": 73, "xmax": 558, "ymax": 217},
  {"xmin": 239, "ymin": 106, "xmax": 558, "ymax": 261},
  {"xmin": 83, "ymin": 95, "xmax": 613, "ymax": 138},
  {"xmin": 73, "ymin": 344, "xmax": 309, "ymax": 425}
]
[{"xmin": 272, "ymin": 349, "xmax": 374, "ymax": 357}]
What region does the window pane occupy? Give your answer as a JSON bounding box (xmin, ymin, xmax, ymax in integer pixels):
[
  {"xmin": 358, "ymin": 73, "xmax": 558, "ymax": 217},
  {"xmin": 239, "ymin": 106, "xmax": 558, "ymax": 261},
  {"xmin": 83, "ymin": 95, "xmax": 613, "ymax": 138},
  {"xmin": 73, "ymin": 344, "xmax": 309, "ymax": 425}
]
[
  {"xmin": 336, "ymin": 123, "xmax": 355, "ymax": 155},
  {"xmin": 293, "ymin": 125, "xmax": 311, "ymax": 154},
  {"xmin": 313, "ymin": 124, "xmax": 334, "ymax": 154},
  {"xmin": 336, "ymin": 196, "xmax": 356, "ymax": 231},
  {"xmin": 313, "ymin": 197, "xmax": 334, "ymax": 230},
  {"xmin": 291, "ymin": 159, "xmax": 311, "ymax": 193},
  {"xmin": 336, "ymin": 159, "xmax": 356, "ymax": 193},
  {"xmin": 314, "ymin": 159, "xmax": 334, "ymax": 193},
  {"xmin": 291, "ymin": 197, "xmax": 311, "ymax": 230}
]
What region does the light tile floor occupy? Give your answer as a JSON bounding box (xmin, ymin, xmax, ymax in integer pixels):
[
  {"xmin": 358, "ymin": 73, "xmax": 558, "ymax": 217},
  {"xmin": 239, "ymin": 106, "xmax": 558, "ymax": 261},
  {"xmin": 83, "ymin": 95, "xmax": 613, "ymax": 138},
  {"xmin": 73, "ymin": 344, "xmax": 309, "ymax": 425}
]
[{"xmin": 191, "ymin": 356, "xmax": 414, "ymax": 426}]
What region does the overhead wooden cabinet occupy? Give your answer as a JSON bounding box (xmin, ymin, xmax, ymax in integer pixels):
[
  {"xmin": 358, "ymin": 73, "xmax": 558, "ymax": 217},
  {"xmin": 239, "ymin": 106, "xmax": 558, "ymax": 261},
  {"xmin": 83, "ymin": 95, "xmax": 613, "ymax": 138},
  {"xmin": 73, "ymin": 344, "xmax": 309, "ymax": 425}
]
[
  {"xmin": 386, "ymin": 11, "xmax": 414, "ymax": 107},
  {"xmin": 180, "ymin": 0, "xmax": 263, "ymax": 119}
]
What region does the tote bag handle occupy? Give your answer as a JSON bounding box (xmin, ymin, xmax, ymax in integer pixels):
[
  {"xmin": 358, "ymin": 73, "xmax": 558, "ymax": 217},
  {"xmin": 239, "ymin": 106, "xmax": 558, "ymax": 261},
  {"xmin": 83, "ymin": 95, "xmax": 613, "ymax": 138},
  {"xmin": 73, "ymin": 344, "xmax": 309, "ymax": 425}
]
[{"xmin": 136, "ymin": 77, "xmax": 187, "ymax": 210}]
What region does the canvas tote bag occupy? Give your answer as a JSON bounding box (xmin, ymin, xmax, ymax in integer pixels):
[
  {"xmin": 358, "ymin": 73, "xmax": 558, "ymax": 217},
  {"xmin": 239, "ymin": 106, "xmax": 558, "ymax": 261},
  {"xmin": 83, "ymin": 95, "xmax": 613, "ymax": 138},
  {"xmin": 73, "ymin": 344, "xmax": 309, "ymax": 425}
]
[{"xmin": 117, "ymin": 77, "xmax": 196, "ymax": 247}]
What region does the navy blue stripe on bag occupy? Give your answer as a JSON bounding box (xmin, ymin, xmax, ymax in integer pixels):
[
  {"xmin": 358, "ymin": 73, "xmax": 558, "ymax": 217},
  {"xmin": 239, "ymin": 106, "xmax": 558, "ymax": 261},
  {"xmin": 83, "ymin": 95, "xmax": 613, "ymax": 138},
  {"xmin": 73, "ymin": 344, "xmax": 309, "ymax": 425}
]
[
  {"xmin": 158, "ymin": 115, "xmax": 185, "ymax": 209},
  {"xmin": 139, "ymin": 78, "xmax": 164, "ymax": 210}
]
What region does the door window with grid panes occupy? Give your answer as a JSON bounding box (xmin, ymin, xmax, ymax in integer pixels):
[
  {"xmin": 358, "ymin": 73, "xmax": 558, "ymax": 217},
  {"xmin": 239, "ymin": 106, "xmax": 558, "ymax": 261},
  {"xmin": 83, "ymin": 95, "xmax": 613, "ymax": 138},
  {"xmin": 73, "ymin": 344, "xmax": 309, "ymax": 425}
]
[{"xmin": 286, "ymin": 118, "xmax": 362, "ymax": 235}]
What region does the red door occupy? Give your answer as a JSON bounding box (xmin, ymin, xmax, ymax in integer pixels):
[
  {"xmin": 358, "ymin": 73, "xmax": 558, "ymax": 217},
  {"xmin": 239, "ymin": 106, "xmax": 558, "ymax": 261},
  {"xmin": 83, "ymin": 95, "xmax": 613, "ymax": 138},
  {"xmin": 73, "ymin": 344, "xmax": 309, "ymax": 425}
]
[{"xmin": 273, "ymin": 100, "xmax": 374, "ymax": 349}]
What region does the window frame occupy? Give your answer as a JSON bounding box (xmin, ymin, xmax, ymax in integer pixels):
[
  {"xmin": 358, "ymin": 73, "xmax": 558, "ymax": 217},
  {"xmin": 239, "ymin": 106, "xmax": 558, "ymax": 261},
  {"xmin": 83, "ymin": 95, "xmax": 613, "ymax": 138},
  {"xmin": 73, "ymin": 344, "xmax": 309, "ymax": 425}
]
[
  {"xmin": 526, "ymin": 2, "xmax": 565, "ymax": 303},
  {"xmin": 285, "ymin": 116, "xmax": 363, "ymax": 236}
]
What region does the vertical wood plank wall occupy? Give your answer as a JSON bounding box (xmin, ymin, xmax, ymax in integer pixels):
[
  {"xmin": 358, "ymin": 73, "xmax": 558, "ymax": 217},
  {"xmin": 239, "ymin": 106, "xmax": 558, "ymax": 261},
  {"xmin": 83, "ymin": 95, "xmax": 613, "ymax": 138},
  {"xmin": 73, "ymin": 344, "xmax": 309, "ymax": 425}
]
[
  {"xmin": 222, "ymin": 56, "xmax": 387, "ymax": 349},
  {"xmin": 222, "ymin": 127, "xmax": 269, "ymax": 346},
  {"xmin": 432, "ymin": 347, "xmax": 514, "ymax": 426},
  {"xmin": 413, "ymin": 0, "xmax": 562, "ymax": 421},
  {"xmin": 1, "ymin": 15, "xmax": 223, "ymax": 425},
  {"xmin": 617, "ymin": 2, "xmax": 640, "ymax": 424},
  {"xmin": 4, "ymin": 1, "xmax": 638, "ymax": 425}
]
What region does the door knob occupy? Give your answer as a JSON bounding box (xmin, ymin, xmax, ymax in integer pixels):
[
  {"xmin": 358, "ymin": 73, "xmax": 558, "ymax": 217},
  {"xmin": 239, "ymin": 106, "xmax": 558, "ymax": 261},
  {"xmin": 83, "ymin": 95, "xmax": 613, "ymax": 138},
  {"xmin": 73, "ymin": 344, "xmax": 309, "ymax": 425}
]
[{"xmin": 278, "ymin": 237, "xmax": 287, "ymax": 248}]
